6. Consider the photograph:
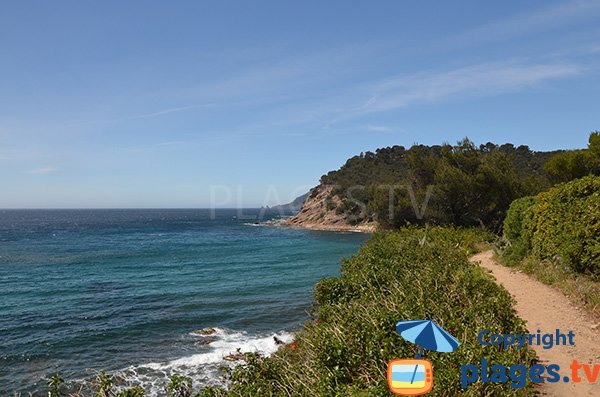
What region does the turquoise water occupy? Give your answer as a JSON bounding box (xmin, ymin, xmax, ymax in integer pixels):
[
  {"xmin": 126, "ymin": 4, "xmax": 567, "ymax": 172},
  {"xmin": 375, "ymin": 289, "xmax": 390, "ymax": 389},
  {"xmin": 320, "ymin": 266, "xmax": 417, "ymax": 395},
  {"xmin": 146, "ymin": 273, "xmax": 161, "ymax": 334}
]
[{"xmin": 0, "ymin": 209, "xmax": 368, "ymax": 395}]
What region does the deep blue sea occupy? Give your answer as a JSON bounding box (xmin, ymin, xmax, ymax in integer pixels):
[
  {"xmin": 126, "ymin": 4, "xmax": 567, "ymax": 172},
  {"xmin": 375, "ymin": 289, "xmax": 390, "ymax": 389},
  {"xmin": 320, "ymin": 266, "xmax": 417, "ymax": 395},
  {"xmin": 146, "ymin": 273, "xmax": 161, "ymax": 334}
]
[{"xmin": 0, "ymin": 209, "xmax": 368, "ymax": 395}]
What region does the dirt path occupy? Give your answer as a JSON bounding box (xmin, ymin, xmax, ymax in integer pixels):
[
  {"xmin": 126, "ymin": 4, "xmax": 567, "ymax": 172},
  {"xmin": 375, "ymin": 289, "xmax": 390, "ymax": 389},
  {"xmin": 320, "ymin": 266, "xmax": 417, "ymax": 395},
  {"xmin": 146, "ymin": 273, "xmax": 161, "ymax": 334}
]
[{"xmin": 470, "ymin": 250, "xmax": 600, "ymax": 396}]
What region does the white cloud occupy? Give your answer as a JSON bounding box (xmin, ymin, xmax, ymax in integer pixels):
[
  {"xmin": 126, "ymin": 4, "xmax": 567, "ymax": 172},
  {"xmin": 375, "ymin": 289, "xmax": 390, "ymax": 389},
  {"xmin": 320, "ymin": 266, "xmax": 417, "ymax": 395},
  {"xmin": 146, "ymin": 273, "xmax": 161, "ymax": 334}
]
[
  {"xmin": 29, "ymin": 166, "xmax": 58, "ymax": 174},
  {"xmin": 363, "ymin": 124, "xmax": 393, "ymax": 133},
  {"xmin": 70, "ymin": 43, "xmax": 379, "ymax": 127},
  {"xmin": 72, "ymin": 104, "xmax": 219, "ymax": 126},
  {"xmin": 448, "ymin": 0, "xmax": 600, "ymax": 47},
  {"xmin": 351, "ymin": 61, "xmax": 582, "ymax": 116}
]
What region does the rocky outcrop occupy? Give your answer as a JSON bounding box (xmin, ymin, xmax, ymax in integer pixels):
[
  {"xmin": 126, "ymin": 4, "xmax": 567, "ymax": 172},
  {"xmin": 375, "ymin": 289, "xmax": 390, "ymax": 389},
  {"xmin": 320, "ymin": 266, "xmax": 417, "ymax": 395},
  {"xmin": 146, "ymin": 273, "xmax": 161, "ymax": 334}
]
[{"xmin": 282, "ymin": 185, "xmax": 376, "ymax": 233}]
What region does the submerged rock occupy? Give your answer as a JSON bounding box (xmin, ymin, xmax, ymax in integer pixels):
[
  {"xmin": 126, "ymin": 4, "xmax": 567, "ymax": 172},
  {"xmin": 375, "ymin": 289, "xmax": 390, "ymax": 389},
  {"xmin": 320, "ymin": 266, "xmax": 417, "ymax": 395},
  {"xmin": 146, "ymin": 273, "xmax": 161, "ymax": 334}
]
[{"xmin": 194, "ymin": 327, "xmax": 217, "ymax": 335}]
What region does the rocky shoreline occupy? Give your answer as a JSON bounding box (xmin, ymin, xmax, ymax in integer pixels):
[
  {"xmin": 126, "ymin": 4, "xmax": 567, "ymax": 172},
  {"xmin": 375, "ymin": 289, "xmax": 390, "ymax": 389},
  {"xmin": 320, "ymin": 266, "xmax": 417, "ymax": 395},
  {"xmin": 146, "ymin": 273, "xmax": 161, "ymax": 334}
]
[
  {"xmin": 281, "ymin": 219, "xmax": 376, "ymax": 233},
  {"xmin": 280, "ymin": 185, "xmax": 376, "ymax": 233}
]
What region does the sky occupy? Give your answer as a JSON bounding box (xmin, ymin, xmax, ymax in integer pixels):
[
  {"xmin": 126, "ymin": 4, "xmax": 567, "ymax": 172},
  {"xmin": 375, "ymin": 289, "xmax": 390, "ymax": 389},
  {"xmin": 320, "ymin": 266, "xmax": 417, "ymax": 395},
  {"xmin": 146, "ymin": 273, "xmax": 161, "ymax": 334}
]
[{"xmin": 1, "ymin": 0, "xmax": 599, "ymax": 208}]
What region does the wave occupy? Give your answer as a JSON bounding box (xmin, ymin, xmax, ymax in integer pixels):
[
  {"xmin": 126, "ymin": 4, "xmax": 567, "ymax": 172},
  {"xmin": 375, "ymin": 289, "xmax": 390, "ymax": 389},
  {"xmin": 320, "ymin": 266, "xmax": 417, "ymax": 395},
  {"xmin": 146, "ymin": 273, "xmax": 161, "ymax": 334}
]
[
  {"xmin": 243, "ymin": 218, "xmax": 288, "ymax": 228},
  {"xmin": 113, "ymin": 328, "xmax": 294, "ymax": 396}
]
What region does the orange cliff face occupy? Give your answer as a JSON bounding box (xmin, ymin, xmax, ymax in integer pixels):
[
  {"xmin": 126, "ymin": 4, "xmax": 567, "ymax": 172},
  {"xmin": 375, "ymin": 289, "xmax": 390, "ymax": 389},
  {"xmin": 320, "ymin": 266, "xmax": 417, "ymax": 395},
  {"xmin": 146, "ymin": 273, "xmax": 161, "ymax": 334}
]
[{"xmin": 282, "ymin": 185, "xmax": 376, "ymax": 233}]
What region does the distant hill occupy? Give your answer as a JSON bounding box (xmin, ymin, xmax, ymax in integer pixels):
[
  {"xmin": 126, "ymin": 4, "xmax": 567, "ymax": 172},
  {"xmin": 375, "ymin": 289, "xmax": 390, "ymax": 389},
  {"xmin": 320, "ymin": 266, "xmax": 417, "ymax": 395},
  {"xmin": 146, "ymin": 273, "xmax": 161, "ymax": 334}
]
[
  {"xmin": 270, "ymin": 192, "xmax": 310, "ymax": 213},
  {"xmin": 286, "ymin": 138, "xmax": 569, "ymax": 232}
]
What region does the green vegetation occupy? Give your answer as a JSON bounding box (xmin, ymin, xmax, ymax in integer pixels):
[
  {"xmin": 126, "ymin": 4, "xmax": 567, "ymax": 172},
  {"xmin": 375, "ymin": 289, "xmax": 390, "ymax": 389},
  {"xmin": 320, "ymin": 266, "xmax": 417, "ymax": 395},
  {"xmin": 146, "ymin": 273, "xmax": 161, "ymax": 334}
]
[
  {"xmin": 48, "ymin": 374, "xmax": 65, "ymax": 397},
  {"xmin": 502, "ymin": 196, "xmax": 536, "ymax": 262},
  {"xmin": 544, "ymin": 132, "xmax": 600, "ymax": 183},
  {"xmin": 325, "ymin": 197, "xmax": 337, "ymax": 211},
  {"xmin": 95, "ymin": 371, "xmax": 114, "ymax": 397},
  {"xmin": 116, "ymin": 388, "xmax": 144, "ymax": 397},
  {"xmin": 502, "ymin": 176, "xmax": 600, "ymax": 277},
  {"xmin": 166, "ymin": 375, "xmax": 194, "ymax": 397},
  {"xmin": 320, "ymin": 139, "xmax": 556, "ymax": 232},
  {"xmin": 500, "ymin": 175, "xmax": 600, "ymax": 315},
  {"xmin": 318, "ymin": 132, "xmax": 600, "ymax": 233}
]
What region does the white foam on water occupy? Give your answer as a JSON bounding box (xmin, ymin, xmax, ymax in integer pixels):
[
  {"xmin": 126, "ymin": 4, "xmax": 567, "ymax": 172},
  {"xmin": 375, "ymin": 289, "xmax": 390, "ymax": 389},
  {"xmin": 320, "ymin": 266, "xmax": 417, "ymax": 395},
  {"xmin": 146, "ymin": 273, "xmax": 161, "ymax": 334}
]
[{"xmin": 114, "ymin": 328, "xmax": 294, "ymax": 396}]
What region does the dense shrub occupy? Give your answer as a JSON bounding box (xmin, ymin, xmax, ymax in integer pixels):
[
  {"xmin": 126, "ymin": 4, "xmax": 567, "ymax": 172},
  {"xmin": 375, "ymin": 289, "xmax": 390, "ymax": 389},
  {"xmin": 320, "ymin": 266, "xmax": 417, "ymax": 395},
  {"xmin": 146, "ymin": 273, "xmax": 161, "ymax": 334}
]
[
  {"xmin": 503, "ymin": 176, "xmax": 600, "ymax": 277},
  {"xmin": 205, "ymin": 227, "xmax": 534, "ymax": 396},
  {"xmin": 502, "ymin": 196, "xmax": 535, "ymax": 262}
]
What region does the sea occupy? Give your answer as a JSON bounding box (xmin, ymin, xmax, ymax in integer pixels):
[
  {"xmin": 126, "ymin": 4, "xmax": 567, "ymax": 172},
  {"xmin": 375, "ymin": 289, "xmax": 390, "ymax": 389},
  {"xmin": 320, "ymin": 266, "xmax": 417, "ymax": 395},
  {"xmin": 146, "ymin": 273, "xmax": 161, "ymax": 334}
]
[{"xmin": 0, "ymin": 209, "xmax": 368, "ymax": 396}]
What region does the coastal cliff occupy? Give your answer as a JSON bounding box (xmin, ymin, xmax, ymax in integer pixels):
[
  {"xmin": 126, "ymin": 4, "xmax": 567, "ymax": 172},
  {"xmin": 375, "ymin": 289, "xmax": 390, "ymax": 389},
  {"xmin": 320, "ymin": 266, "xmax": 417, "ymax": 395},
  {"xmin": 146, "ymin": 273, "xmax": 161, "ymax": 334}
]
[{"xmin": 282, "ymin": 185, "xmax": 376, "ymax": 233}]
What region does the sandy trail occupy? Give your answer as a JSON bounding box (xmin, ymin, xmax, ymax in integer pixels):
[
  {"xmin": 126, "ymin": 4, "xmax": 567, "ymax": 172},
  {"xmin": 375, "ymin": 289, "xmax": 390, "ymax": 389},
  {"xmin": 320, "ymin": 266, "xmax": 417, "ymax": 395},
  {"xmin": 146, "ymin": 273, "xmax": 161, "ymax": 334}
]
[{"xmin": 470, "ymin": 251, "xmax": 600, "ymax": 396}]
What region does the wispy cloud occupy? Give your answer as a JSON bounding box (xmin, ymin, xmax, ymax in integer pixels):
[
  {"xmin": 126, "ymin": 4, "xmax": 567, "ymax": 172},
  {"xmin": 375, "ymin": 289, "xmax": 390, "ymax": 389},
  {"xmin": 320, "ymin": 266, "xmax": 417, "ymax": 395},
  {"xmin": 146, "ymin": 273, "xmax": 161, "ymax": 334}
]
[
  {"xmin": 145, "ymin": 59, "xmax": 583, "ymax": 139},
  {"xmin": 76, "ymin": 57, "xmax": 585, "ymax": 141},
  {"xmin": 72, "ymin": 104, "xmax": 219, "ymax": 126},
  {"xmin": 71, "ymin": 43, "xmax": 380, "ymax": 128},
  {"xmin": 29, "ymin": 165, "xmax": 58, "ymax": 174},
  {"xmin": 124, "ymin": 105, "xmax": 209, "ymax": 120},
  {"xmin": 114, "ymin": 140, "xmax": 191, "ymax": 154},
  {"xmin": 347, "ymin": 61, "xmax": 582, "ymax": 117},
  {"xmin": 448, "ymin": 0, "xmax": 600, "ymax": 47},
  {"xmin": 363, "ymin": 124, "xmax": 393, "ymax": 133}
]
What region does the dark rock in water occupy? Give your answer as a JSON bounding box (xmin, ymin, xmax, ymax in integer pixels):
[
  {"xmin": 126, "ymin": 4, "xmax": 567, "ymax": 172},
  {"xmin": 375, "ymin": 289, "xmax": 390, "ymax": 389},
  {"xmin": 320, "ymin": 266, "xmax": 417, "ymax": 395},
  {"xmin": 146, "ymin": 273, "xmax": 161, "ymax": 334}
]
[
  {"xmin": 223, "ymin": 352, "xmax": 246, "ymax": 362},
  {"xmin": 273, "ymin": 336, "xmax": 285, "ymax": 345},
  {"xmin": 194, "ymin": 327, "xmax": 217, "ymax": 335}
]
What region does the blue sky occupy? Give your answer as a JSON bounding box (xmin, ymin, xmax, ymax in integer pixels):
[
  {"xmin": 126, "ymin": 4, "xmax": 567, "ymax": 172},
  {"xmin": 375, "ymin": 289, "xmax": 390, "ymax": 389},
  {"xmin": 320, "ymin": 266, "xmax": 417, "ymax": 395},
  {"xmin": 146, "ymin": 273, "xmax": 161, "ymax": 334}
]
[{"xmin": 1, "ymin": 0, "xmax": 599, "ymax": 208}]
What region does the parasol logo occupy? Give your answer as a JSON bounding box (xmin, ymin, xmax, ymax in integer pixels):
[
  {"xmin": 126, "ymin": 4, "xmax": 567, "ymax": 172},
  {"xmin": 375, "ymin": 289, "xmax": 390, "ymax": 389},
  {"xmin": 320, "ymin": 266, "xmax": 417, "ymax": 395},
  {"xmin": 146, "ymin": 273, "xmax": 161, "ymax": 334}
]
[{"xmin": 387, "ymin": 320, "xmax": 460, "ymax": 395}]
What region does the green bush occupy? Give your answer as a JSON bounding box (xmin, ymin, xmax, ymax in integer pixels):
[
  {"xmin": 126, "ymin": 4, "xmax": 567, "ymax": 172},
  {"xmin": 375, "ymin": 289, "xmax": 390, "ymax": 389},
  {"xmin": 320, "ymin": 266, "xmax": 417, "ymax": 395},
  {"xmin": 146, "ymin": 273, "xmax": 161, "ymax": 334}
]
[
  {"xmin": 529, "ymin": 175, "xmax": 600, "ymax": 276},
  {"xmin": 166, "ymin": 375, "xmax": 193, "ymax": 397},
  {"xmin": 503, "ymin": 176, "xmax": 600, "ymax": 276},
  {"xmin": 116, "ymin": 387, "xmax": 145, "ymax": 397},
  {"xmin": 325, "ymin": 197, "xmax": 337, "ymax": 211},
  {"xmin": 94, "ymin": 371, "xmax": 114, "ymax": 397},
  {"xmin": 47, "ymin": 374, "xmax": 65, "ymax": 397},
  {"xmin": 502, "ymin": 196, "xmax": 535, "ymax": 263},
  {"xmin": 544, "ymin": 131, "xmax": 600, "ymax": 183}
]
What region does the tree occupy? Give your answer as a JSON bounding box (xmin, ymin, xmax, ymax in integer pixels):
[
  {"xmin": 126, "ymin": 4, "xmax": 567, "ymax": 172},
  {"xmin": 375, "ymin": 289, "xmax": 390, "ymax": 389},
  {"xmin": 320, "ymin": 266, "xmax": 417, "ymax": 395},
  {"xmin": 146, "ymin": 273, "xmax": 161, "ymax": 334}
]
[{"xmin": 544, "ymin": 131, "xmax": 600, "ymax": 183}]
